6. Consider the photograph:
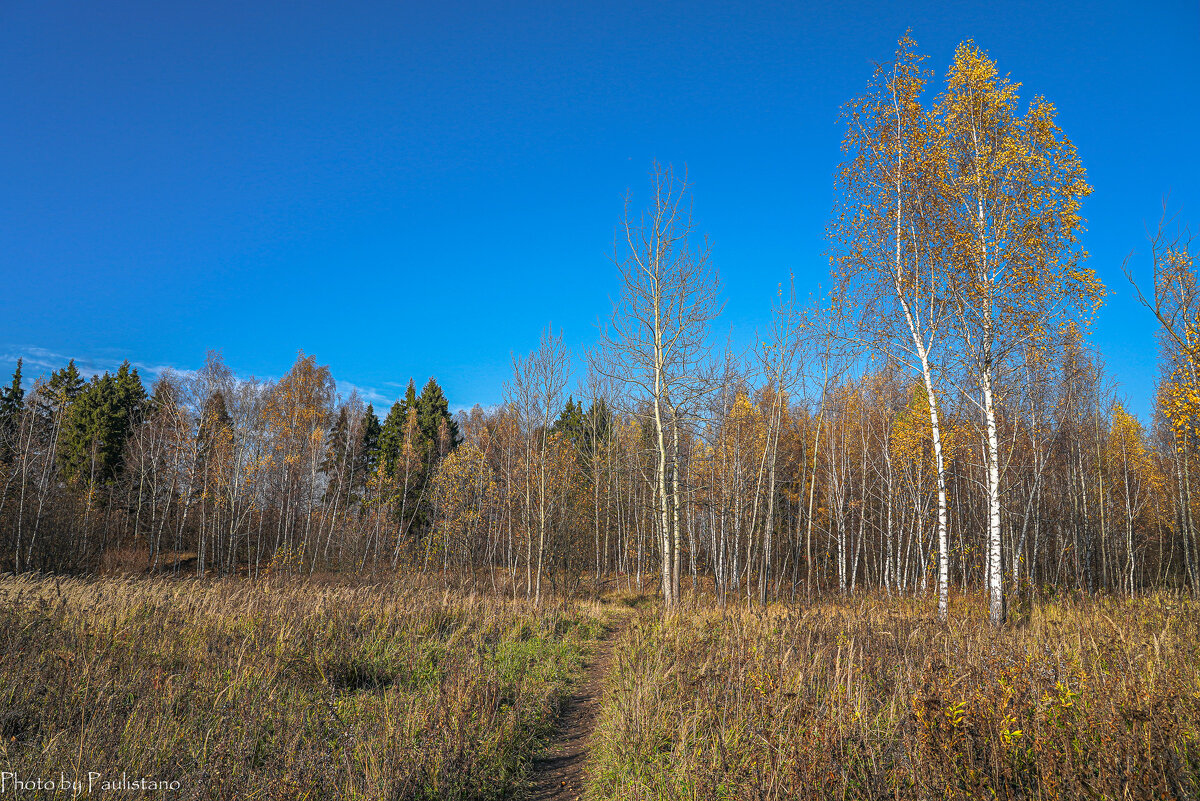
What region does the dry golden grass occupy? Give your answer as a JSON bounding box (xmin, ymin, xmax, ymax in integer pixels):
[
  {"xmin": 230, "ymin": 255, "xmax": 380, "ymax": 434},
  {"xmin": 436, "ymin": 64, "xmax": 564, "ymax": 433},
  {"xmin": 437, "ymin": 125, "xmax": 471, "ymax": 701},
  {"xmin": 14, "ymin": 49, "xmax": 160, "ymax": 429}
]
[
  {"xmin": 6, "ymin": 577, "xmax": 1199, "ymax": 800},
  {"xmin": 0, "ymin": 574, "xmax": 605, "ymax": 800},
  {"xmin": 589, "ymin": 593, "xmax": 1200, "ymax": 800}
]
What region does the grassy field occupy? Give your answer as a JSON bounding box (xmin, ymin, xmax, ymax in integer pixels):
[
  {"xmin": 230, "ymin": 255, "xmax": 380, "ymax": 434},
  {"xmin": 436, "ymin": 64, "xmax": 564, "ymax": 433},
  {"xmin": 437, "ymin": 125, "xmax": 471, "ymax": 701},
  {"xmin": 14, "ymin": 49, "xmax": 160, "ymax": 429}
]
[
  {"xmin": 587, "ymin": 594, "xmax": 1200, "ymax": 800},
  {"xmin": 4, "ymin": 578, "xmax": 1200, "ymax": 800},
  {"xmin": 0, "ymin": 575, "xmax": 605, "ymax": 800}
]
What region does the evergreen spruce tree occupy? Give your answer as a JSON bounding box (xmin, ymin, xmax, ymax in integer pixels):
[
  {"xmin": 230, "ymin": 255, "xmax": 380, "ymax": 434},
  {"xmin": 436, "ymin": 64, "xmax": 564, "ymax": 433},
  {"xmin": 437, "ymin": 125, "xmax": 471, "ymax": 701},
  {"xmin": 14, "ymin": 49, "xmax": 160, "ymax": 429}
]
[
  {"xmin": 59, "ymin": 377, "xmax": 112, "ymax": 485},
  {"xmin": 321, "ymin": 405, "xmax": 352, "ymax": 502},
  {"xmin": 58, "ymin": 362, "xmax": 147, "ymax": 486},
  {"xmin": 585, "ymin": 398, "xmax": 612, "ymax": 451},
  {"xmin": 0, "ymin": 360, "xmax": 25, "ymax": 457},
  {"xmin": 402, "ymin": 379, "xmax": 418, "ymax": 414},
  {"xmin": 400, "ymin": 378, "xmax": 419, "ymax": 446},
  {"xmin": 113, "ymin": 362, "xmax": 148, "ymax": 429},
  {"xmin": 358, "ymin": 405, "xmax": 381, "ymax": 483},
  {"xmin": 378, "ymin": 400, "xmax": 407, "ymax": 478},
  {"xmin": 552, "ymin": 396, "xmax": 586, "ymax": 449},
  {"xmin": 147, "ymin": 375, "xmax": 180, "ymax": 416},
  {"xmin": 415, "ymin": 377, "xmax": 460, "ymax": 459},
  {"xmin": 41, "ymin": 360, "xmax": 84, "ymax": 421},
  {"xmin": 0, "ymin": 359, "xmax": 25, "ymax": 424},
  {"xmin": 380, "ymin": 379, "xmax": 432, "ymax": 476}
]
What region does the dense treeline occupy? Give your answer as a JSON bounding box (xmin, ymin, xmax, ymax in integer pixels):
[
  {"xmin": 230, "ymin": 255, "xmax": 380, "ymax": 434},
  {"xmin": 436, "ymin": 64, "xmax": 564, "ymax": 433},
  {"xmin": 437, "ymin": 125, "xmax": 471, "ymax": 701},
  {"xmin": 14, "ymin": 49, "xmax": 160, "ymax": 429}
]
[
  {"xmin": 0, "ymin": 333, "xmax": 1187, "ymax": 605},
  {"xmin": 0, "ymin": 352, "xmax": 460, "ymax": 579},
  {"xmin": 1, "ymin": 38, "xmax": 1196, "ymax": 620}
]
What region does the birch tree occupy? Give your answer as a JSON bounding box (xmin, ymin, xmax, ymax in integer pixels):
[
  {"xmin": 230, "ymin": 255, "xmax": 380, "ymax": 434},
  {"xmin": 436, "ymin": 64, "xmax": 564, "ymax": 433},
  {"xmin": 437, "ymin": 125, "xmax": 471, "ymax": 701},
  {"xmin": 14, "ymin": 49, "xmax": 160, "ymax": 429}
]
[
  {"xmin": 833, "ymin": 34, "xmax": 955, "ymax": 618},
  {"xmin": 507, "ymin": 325, "xmax": 569, "ymax": 604},
  {"xmin": 937, "ymin": 42, "xmax": 1101, "ymax": 624},
  {"xmin": 596, "ymin": 163, "xmax": 720, "ymax": 608}
]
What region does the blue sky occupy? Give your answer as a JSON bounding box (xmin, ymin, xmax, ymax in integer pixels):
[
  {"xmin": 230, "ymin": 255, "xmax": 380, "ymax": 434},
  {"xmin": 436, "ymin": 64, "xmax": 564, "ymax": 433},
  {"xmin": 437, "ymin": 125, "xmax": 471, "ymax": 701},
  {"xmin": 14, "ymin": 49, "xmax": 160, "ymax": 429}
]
[{"xmin": 1, "ymin": 0, "xmax": 1196, "ymax": 418}]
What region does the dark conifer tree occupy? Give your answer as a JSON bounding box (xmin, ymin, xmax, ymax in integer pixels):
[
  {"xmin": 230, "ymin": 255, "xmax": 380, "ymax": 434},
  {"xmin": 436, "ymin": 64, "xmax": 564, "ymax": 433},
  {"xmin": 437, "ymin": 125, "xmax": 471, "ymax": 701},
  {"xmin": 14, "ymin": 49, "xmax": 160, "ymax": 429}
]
[
  {"xmin": 41, "ymin": 360, "xmax": 84, "ymax": 421},
  {"xmin": 585, "ymin": 399, "xmax": 612, "ymax": 453},
  {"xmin": 0, "ymin": 360, "xmax": 25, "ymax": 458},
  {"xmin": 0, "ymin": 359, "xmax": 24, "ymax": 424},
  {"xmin": 321, "ymin": 405, "xmax": 352, "ymax": 503},
  {"xmin": 415, "ymin": 377, "xmax": 460, "ymax": 459},
  {"xmin": 146, "ymin": 375, "xmax": 181, "ymax": 416},
  {"xmin": 358, "ymin": 405, "xmax": 381, "ymax": 484},
  {"xmin": 378, "ymin": 401, "xmax": 407, "ymax": 478},
  {"xmin": 552, "ymin": 396, "xmax": 587, "ymax": 450},
  {"xmin": 58, "ymin": 363, "xmax": 146, "ymax": 486},
  {"xmin": 113, "ymin": 362, "xmax": 148, "ymax": 428}
]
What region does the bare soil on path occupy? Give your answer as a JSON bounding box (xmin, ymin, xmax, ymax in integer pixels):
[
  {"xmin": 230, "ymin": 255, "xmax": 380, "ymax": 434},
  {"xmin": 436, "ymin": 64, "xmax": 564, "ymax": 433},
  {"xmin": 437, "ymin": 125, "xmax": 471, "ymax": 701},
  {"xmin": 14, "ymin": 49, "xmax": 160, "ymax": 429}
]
[{"xmin": 525, "ymin": 612, "xmax": 627, "ymax": 801}]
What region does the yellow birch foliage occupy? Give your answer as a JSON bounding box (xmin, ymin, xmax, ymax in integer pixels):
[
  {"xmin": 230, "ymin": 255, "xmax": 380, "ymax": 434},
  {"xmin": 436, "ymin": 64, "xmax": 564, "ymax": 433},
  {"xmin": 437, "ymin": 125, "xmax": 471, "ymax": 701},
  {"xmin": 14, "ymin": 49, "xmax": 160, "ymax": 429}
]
[{"xmin": 937, "ymin": 41, "xmax": 1103, "ymax": 346}]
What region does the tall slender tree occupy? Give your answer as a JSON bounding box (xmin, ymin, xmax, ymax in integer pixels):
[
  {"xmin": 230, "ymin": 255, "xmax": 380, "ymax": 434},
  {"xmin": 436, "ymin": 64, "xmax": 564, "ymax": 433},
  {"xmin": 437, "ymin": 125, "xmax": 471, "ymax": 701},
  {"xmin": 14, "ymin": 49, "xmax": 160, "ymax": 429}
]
[
  {"xmin": 937, "ymin": 42, "xmax": 1101, "ymax": 624},
  {"xmin": 833, "ymin": 34, "xmax": 955, "ymax": 618},
  {"xmin": 596, "ymin": 163, "xmax": 721, "ymax": 608}
]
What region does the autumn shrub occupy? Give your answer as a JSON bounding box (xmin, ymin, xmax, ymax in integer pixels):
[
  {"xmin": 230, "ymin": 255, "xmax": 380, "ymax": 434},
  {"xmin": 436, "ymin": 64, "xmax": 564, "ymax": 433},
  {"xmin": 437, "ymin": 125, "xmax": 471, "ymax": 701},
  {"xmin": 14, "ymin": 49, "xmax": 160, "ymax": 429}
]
[
  {"xmin": 0, "ymin": 574, "xmax": 605, "ymax": 800},
  {"xmin": 588, "ymin": 594, "xmax": 1200, "ymax": 800}
]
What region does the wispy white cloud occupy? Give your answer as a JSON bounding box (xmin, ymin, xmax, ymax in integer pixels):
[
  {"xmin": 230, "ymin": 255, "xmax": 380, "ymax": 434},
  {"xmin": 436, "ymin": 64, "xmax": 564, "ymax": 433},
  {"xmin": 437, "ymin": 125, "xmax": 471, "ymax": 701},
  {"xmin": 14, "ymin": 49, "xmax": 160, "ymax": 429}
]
[
  {"xmin": 0, "ymin": 345, "xmax": 199, "ymax": 386},
  {"xmin": 335, "ymin": 379, "xmax": 398, "ymax": 411},
  {"xmin": 0, "ymin": 345, "xmax": 435, "ymax": 415}
]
